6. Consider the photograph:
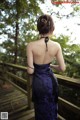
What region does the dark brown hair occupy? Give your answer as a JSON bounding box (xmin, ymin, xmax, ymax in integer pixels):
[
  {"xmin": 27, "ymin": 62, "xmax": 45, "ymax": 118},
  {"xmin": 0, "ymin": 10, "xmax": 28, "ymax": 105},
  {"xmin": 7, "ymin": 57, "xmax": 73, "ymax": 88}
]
[{"xmin": 37, "ymin": 14, "xmax": 55, "ymax": 35}]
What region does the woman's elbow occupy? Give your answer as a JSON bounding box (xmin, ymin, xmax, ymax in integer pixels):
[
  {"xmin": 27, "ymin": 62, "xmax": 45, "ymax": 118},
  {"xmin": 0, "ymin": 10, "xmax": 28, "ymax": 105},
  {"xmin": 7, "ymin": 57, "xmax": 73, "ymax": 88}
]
[
  {"xmin": 27, "ymin": 68, "xmax": 34, "ymax": 74},
  {"xmin": 60, "ymin": 65, "xmax": 66, "ymax": 72}
]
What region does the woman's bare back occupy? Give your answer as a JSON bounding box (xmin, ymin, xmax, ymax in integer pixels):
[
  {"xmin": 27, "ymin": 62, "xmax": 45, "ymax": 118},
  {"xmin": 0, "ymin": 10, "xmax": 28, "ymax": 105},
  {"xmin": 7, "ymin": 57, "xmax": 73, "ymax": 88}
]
[
  {"xmin": 26, "ymin": 38, "xmax": 65, "ymax": 74},
  {"xmin": 31, "ymin": 38, "xmax": 59, "ymax": 64}
]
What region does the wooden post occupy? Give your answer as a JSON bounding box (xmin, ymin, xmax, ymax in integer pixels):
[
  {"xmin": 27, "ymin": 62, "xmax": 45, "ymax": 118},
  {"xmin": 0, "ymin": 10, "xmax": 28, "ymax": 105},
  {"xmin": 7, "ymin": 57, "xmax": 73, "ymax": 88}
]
[{"xmin": 27, "ymin": 75, "xmax": 32, "ymax": 109}]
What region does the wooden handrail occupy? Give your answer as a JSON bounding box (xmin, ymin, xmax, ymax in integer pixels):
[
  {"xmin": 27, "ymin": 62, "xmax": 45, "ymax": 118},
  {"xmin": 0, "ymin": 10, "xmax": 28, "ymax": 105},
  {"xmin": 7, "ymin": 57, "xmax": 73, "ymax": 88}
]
[
  {"xmin": 7, "ymin": 71, "xmax": 27, "ymax": 84},
  {"xmin": 0, "ymin": 62, "xmax": 27, "ymax": 71},
  {"xmin": 58, "ymin": 97, "xmax": 80, "ymax": 114},
  {"xmin": 0, "ymin": 62, "xmax": 80, "ymax": 88},
  {"xmin": 55, "ymin": 74, "xmax": 80, "ymax": 88}
]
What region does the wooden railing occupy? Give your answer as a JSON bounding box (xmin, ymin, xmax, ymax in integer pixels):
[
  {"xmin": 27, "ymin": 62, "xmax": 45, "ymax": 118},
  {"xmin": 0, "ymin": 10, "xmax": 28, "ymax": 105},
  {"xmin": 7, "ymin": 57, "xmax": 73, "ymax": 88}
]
[
  {"xmin": 0, "ymin": 62, "xmax": 32, "ymax": 109},
  {"xmin": 0, "ymin": 62, "xmax": 80, "ymax": 120}
]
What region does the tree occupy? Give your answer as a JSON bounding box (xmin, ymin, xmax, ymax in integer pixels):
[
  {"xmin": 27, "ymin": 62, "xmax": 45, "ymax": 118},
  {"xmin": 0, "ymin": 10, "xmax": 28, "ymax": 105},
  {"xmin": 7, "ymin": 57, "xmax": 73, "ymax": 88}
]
[
  {"xmin": 0, "ymin": 0, "xmax": 44, "ymax": 63},
  {"xmin": 0, "ymin": 0, "xmax": 80, "ymax": 78}
]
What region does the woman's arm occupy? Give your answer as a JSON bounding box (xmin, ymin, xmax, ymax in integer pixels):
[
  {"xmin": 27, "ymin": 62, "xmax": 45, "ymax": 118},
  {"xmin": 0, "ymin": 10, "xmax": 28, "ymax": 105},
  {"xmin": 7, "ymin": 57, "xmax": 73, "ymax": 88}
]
[
  {"xmin": 50, "ymin": 64, "xmax": 66, "ymax": 72},
  {"xmin": 51, "ymin": 44, "xmax": 66, "ymax": 72},
  {"xmin": 26, "ymin": 43, "xmax": 34, "ymax": 74}
]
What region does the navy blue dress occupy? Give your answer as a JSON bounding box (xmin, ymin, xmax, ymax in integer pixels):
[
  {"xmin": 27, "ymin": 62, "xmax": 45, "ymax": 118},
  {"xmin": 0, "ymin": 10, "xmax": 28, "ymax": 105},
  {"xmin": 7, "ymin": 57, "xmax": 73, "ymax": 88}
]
[{"xmin": 32, "ymin": 63, "xmax": 58, "ymax": 120}]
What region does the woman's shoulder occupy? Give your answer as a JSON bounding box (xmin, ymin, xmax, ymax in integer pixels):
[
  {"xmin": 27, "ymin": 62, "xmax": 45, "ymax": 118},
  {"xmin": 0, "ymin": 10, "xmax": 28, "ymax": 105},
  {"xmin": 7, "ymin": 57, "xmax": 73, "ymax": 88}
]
[
  {"xmin": 27, "ymin": 41, "xmax": 35, "ymax": 46},
  {"xmin": 26, "ymin": 40, "xmax": 38, "ymax": 50},
  {"xmin": 50, "ymin": 40, "xmax": 61, "ymax": 48},
  {"xmin": 27, "ymin": 40, "xmax": 38, "ymax": 45},
  {"xmin": 26, "ymin": 42, "xmax": 33, "ymax": 50}
]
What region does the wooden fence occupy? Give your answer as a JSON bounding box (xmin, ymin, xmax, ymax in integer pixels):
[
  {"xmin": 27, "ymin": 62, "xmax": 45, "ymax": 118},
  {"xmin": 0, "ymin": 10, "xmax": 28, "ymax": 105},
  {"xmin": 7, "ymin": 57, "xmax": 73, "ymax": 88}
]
[{"xmin": 0, "ymin": 62, "xmax": 80, "ymax": 120}]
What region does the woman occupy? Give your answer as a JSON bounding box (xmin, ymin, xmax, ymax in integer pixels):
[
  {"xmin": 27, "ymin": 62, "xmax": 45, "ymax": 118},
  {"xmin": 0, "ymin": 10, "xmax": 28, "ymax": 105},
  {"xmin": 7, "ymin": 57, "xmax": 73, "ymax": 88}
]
[{"xmin": 26, "ymin": 14, "xmax": 66, "ymax": 120}]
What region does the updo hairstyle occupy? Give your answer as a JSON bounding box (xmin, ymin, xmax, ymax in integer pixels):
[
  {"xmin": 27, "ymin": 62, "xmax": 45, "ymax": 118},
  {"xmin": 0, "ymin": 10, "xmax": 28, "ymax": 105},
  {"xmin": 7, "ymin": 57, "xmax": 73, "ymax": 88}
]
[{"xmin": 37, "ymin": 14, "xmax": 55, "ymax": 35}]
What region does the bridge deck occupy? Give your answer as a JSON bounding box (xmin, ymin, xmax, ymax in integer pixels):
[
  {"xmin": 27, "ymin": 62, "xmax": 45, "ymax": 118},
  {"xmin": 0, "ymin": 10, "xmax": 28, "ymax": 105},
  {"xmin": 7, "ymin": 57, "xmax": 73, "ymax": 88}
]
[
  {"xmin": 0, "ymin": 80, "xmax": 65, "ymax": 120},
  {"xmin": 0, "ymin": 80, "xmax": 31, "ymax": 119}
]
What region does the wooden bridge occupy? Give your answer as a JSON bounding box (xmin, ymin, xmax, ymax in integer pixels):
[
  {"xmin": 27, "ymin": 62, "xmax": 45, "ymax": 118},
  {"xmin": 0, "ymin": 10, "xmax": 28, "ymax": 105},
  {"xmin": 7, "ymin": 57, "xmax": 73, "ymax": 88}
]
[{"xmin": 0, "ymin": 62, "xmax": 80, "ymax": 120}]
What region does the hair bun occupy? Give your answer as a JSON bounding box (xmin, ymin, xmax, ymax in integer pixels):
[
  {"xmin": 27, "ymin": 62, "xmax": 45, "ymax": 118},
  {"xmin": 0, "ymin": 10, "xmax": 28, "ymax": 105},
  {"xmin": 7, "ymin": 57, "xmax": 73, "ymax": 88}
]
[
  {"xmin": 37, "ymin": 14, "xmax": 54, "ymax": 34},
  {"xmin": 41, "ymin": 18, "xmax": 47, "ymax": 24}
]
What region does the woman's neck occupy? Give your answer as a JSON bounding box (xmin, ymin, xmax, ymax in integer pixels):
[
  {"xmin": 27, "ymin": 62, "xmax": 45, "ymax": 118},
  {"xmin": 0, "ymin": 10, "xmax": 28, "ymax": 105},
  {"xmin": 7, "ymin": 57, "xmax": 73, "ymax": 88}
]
[{"xmin": 40, "ymin": 34, "xmax": 50, "ymax": 38}]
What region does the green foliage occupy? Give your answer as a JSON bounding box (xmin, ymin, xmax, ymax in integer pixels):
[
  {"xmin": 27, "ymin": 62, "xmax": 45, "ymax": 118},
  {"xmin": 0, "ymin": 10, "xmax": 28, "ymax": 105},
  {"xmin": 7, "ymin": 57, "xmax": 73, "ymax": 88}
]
[
  {"xmin": 0, "ymin": 0, "xmax": 80, "ymax": 78},
  {"xmin": 73, "ymin": 6, "xmax": 80, "ymax": 12},
  {"xmin": 0, "ymin": 0, "xmax": 44, "ymax": 63},
  {"xmin": 52, "ymin": 35, "xmax": 69, "ymax": 50},
  {"xmin": 51, "ymin": 35, "xmax": 80, "ymax": 78}
]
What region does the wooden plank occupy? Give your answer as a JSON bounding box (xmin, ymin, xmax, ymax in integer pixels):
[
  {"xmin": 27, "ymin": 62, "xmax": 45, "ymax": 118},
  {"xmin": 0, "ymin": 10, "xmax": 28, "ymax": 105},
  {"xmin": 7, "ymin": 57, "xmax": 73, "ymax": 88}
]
[
  {"xmin": 10, "ymin": 109, "xmax": 34, "ymax": 120},
  {"xmin": 16, "ymin": 109, "xmax": 34, "ymax": 120},
  {"xmin": 58, "ymin": 114, "xmax": 66, "ymax": 120},
  {"xmin": 9, "ymin": 105, "xmax": 28, "ymax": 115},
  {"xmin": 55, "ymin": 74, "xmax": 80, "ymax": 88},
  {"xmin": 58, "ymin": 97, "xmax": 80, "ymax": 114},
  {"xmin": 0, "ymin": 62, "xmax": 27, "ymax": 71},
  {"xmin": 8, "ymin": 80, "xmax": 27, "ymax": 95},
  {"xmin": 10, "ymin": 108, "xmax": 65, "ymax": 120},
  {"xmin": 7, "ymin": 71, "xmax": 27, "ymax": 84},
  {"xmin": 0, "ymin": 94, "xmax": 25, "ymax": 105},
  {"xmin": 0, "ymin": 95, "xmax": 27, "ymax": 107},
  {"xmin": 18, "ymin": 112, "xmax": 34, "ymax": 120},
  {"xmin": 0, "ymin": 95, "xmax": 27, "ymax": 111},
  {"xmin": 0, "ymin": 89, "xmax": 21, "ymax": 98},
  {"xmin": 3, "ymin": 77, "xmax": 27, "ymax": 95},
  {"xmin": 0, "ymin": 89, "xmax": 18, "ymax": 99}
]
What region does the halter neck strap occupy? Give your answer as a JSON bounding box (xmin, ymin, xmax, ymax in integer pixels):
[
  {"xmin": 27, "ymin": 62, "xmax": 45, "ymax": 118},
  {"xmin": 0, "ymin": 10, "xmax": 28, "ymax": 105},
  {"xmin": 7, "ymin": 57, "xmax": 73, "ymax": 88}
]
[{"xmin": 41, "ymin": 36, "xmax": 49, "ymax": 51}]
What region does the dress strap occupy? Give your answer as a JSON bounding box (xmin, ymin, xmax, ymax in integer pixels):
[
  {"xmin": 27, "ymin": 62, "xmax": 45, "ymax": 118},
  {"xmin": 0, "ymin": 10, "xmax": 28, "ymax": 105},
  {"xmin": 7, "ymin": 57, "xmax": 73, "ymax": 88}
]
[
  {"xmin": 41, "ymin": 36, "xmax": 49, "ymax": 51},
  {"xmin": 45, "ymin": 37, "xmax": 49, "ymax": 51}
]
